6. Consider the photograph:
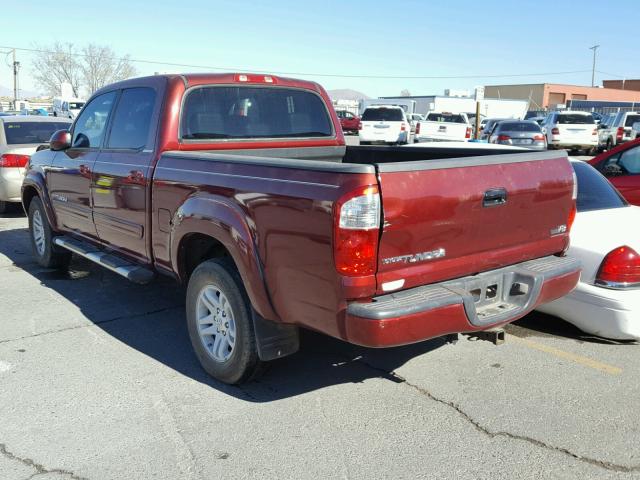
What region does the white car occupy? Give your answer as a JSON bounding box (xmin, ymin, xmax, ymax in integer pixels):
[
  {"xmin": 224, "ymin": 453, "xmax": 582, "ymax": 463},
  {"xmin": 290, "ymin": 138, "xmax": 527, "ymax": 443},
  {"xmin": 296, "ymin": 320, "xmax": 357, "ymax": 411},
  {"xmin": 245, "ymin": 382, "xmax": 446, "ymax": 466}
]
[
  {"xmin": 542, "ymin": 111, "xmax": 598, "ymax": 154},
  {"xmin": 537, "ymin": 160, "xmax": 640, "ymax": 340},
  {"xmin": 359, "ymin": 106, "xmax": 410, "ymax": 145},
  {"xmin": 0, "ymin": 116, "xmax": 72, "ymax": 213}
]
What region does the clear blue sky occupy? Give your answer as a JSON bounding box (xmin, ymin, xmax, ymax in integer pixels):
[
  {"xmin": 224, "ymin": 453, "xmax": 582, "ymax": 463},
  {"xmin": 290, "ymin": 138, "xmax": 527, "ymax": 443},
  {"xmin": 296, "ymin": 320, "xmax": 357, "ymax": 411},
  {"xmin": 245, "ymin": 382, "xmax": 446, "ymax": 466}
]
[{"xmin": 2, "ymin": 0, "xmax": 639, "ymax": 98}]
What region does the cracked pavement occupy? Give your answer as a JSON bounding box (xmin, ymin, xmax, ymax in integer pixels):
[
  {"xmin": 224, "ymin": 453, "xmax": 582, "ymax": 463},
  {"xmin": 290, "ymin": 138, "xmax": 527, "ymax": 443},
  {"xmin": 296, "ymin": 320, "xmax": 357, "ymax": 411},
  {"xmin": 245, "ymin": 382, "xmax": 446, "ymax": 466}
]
[{"xmin": 1, "ymin": 213, "xmax": 640, "ymax": 480}]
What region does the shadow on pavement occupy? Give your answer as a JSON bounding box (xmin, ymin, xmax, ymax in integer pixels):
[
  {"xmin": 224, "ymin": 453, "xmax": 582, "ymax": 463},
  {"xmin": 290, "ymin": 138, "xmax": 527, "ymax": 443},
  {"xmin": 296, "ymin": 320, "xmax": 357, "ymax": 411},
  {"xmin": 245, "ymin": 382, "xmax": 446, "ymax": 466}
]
[{"xmin": 0, "ymin": 224, "xmax": 448, "ymax": 402}]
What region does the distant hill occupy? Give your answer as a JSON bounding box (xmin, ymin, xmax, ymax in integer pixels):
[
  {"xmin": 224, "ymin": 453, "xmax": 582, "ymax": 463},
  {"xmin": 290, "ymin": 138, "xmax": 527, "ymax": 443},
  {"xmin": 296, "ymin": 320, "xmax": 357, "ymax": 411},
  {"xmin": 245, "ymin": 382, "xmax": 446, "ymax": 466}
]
[{"xmin": 328, "ymin": 89, "xmax": 370, "ymax": 101}]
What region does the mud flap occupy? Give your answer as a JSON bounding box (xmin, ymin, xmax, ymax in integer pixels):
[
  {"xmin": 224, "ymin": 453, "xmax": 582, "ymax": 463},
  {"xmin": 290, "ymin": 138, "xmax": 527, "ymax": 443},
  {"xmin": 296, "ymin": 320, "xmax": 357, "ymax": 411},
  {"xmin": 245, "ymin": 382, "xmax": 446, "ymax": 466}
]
[{"xmin": 252, "ymin": 310, "xmax": 300, "ymax": 361}]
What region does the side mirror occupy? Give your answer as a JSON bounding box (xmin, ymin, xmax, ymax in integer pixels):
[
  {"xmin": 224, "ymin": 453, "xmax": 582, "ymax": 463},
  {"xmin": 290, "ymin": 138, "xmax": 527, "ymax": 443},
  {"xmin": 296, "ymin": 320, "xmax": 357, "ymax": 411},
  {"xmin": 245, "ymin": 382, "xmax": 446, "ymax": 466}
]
[{"xmin": 49, "ymin": 130, "xmax": 71, "ymax": 151}]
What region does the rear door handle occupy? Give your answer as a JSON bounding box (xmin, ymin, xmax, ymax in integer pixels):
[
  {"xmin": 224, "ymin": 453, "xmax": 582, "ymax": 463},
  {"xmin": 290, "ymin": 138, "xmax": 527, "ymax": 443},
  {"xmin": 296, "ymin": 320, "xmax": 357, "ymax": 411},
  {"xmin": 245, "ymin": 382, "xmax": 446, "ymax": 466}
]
[{"xmin": 483, "ymin": 188, "xmax": 507, "ymax": 207}]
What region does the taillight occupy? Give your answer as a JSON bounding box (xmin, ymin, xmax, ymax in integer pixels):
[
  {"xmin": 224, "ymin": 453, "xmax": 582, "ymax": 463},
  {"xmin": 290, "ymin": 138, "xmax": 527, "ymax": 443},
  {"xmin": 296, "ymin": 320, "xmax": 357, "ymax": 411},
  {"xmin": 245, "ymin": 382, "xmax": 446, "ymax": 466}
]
[
  {"xmin": 415, "ymin": 122, "xmax": 421, "ymax": 134},
  {"xmin": 0, "ymin": 153, "xmax": 30, "ymax": 168},
  {"xmin": 400, "ymin": 123, "xmax": 406, "ymax": 132},
  {"xmin": 596, "ymin": 246, "xmax": 640, "ymax": 287},
  {"xmin": 497, "ymin": 134, "xmax": 511, "ymax": 143},
  {"xmin": 533, "ymin": 134, "xmax": 545, "ymax": 141},
  {"xmin": 357, "ymin": 121, "xmax": 362, "ymax": 131},
  {"xmin": 334, "ymin": 186, "xmax": 380, "ymax": 277},
  {"xmin": 465, "ymin": 127, "xmax": 471, "ymax": 139},
  {"xmin": 568, "ymin": 169, "xmax": 578, "ymax": 231},
  {"xmin": 592, "ymin": 128, "xmax": 597, "ymax": 136},
  {"xmin": 616, "ymin": 127, "xmax": 624, "ymax": 141},
  {"xmin": 551, "ymin": 127, "xmax": 560, "ymax": 135}
]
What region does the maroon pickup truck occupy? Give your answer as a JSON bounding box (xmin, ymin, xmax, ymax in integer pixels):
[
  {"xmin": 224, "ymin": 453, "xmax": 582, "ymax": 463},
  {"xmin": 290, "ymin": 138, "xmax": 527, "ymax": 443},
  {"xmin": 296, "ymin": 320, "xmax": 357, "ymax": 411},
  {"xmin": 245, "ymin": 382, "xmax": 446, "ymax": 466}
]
[{"xmin": 22, "ymin": 73, "xmax": 580, "ymax": 384}]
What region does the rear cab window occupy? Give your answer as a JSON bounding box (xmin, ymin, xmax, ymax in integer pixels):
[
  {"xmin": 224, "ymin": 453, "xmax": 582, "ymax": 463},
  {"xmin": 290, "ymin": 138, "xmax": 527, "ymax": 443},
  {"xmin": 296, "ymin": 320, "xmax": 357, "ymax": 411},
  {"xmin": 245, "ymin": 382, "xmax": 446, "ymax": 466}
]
[
  {"xmin": 425, "ymin": 113, "xmax": 465, "ymax": 123},
  {"xmin": 181, "ymin": 86, "xmax": 334, "ymax": 140},
  {"xmin": 3, "ymin": 121, "xmax": 71, "ymax": 144},
  {"xmin": 573, "ymin": 161, "xmax": 628, "ymax": 212},
  {"xmin": 361, "ymin": 108, "xmax": 404, "ymax": 122}
]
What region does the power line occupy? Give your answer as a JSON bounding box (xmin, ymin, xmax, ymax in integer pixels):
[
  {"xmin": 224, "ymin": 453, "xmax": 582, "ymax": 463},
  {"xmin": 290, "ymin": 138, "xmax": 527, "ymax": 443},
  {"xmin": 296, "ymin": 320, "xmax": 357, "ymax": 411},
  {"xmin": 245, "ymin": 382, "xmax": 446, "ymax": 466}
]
[{"xmin": 0, "ymin": 44, "xmax": 595, "ymax": 81}]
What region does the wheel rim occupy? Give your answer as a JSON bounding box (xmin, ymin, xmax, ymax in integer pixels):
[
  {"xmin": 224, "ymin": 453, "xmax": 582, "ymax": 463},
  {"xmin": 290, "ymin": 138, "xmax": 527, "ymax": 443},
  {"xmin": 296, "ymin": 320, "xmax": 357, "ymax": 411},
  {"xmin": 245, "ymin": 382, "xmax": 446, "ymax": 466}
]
[
  {"xmin": 196, "ymin": 284, "xmax": 236, "ymax": 363},
  {"xmin": 32, "ymin": 210, "xmax": 46, "ymax": 257}
]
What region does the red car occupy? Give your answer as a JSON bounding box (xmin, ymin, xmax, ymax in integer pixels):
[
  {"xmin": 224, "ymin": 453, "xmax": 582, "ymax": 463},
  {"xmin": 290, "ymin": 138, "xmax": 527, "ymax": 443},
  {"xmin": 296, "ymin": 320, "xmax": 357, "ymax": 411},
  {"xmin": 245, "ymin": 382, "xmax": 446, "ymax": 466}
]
[
  {"xmin": 589, "ymin": 138, "xmax": 640, "ymax": 205},
  {"xmin": 336, "ymin": 110, "xmax": 360, "ymax": 133}
]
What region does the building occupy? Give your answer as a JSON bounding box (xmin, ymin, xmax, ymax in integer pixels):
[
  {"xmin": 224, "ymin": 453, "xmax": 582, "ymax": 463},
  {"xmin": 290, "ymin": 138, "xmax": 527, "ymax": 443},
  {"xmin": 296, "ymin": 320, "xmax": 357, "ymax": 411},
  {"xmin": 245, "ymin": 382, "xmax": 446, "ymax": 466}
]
[
  {"xmin": 374, "ymin": 95, "xmax": 528, "ymax": 119},
  {"xmin": 602, "ymin": 79, "xmax": 640, "ymax": 92},
  {"xmin": 484, "ymin": 83, "xmax": 640, "ymax": 110}
]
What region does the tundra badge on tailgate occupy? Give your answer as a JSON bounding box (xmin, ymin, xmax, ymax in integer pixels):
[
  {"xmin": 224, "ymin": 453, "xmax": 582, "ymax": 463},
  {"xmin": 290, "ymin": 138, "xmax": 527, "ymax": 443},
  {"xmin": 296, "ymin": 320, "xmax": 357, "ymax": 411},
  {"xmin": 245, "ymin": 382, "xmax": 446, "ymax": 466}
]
[{"xmin": 382, "ymin": 248, "xmax": 446, "ymax": 265}]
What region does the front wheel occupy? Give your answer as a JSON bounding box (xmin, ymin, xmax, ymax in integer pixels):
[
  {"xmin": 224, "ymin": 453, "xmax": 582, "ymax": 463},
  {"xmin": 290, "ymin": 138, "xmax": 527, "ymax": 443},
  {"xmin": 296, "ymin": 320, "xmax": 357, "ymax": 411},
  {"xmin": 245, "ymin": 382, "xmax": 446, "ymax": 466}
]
[
  {"xmin": 28, "ymin": 197, "xmax": 71, "ymax": 269},
  {"xmin": 186, "ymin": 258, "xmax": 261, "ymax": 384}
]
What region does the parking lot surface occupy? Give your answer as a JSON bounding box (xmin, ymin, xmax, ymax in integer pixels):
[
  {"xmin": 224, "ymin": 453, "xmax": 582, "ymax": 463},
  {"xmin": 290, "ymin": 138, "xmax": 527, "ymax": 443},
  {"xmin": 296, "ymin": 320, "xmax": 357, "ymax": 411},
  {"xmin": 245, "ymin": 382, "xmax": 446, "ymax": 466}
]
[{"xmin": 1, "ymin": 211, "xmax": 639, "ymax": 480}]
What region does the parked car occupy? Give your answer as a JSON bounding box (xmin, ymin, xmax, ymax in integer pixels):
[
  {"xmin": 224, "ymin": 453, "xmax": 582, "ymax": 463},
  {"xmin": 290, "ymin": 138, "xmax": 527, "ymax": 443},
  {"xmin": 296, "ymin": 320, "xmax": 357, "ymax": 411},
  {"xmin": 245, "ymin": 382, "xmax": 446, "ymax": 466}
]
[
  {"xmin": 632, "ymin": 121, "xmax": 640, "ymax": 140},
  {"xmin": 406, "ymin": 113, "xmax": 424, "ymax": 134},
  {"xmin": 596, "ymin": 112, "xmax": 618, "ymax": 150},
  {"xmin": 414, "ymin": 112, "xmax": 471, "ymax": 142},
  {"xmin": 488, "ymin": 120, "xmax": 546, "ymax": 150},
  {"xmin": 335, "ymin": 110, "xmax": 360, "ymax": 134},
  {"xmin": 589, "ymin": 138, "xmax": 640, "ymax": 205},
  {"xmin": 23, "ymin": 73, "xmax": 580, "ymax": 384},
  {"xmin": 480, "ymin": 118, "xmax": 508, "ymax": 141},
  {"xmin": 359, "ymin": 105, "xmax": 410, "ymax": 145},
  {"xmin": 0, "ymin": 115, "xmax": 72, "ymax": 213},
  {"xmin": 53, "ymin": 97, "xmax": 86, "ymax": 119},
  {"xmin": 542, "ymin": 111, "xmax": 598, "ymax": 154},
  {"xmin": 598, "ymin": 111, "xmax": 640, "ymax": 151},
  {"xmin": 537, "ymin": 160, "xmax": 640, "ymax": 340}
]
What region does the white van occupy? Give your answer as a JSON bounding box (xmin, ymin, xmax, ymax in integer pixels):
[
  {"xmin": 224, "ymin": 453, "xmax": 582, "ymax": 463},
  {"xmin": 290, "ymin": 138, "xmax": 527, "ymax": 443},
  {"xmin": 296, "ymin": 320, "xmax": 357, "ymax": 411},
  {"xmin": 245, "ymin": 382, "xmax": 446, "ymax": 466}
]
[
  {"xmin": 542, "ymin": 111, "xmax": 598, "ymax": 154},
  {"xmin": 53, "ymin": 98, "xmax": 85, "ymax": 119},
  {"xmin": 358, "ymin": 106, "xmax": 410, "ymax": 145}
]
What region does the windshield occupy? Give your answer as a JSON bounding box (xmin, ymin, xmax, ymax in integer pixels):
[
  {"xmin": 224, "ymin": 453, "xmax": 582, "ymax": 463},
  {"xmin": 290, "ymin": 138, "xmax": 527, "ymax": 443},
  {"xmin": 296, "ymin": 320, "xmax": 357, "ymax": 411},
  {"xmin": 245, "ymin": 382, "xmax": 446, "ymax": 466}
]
[
  {"xmin": 68, "ymin": 102, "xmax": 85, "ymax": 110},
  {"xmin": 425, "ymin": 113, "xmax": 465, "ymax": 123},
  {"xmin": 362, "ymin": 108, "xmax": 404, "ymax": 122},
  {"xmin": 3, "ymin": 121, "xmax": 71, "ymax": 144},
  {"xmin": 624, "ymin": 114, "xmax": 640, "ymax": 127},
  {"xmin": 557, "ymin": 114, "xmax": 594, "ymax": 125},
  {"xmin": 498, "ymin": 122, "xmax": 541, "ymax": 132},
  {"xmin": 572, "ymin": 161, "xmax": 627, "ymax": 212},
  {"xmin": 181, "ymin": 86, "xmax": 333, "ymax": 139}
]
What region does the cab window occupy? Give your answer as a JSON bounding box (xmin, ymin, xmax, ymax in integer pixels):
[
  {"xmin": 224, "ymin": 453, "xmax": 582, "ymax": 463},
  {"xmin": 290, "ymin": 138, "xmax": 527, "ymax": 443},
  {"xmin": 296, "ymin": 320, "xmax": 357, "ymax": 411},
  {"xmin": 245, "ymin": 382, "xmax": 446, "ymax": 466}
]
[{"xmin": 72, "ymin": 92, "xmax": 117, "ymax": 148}]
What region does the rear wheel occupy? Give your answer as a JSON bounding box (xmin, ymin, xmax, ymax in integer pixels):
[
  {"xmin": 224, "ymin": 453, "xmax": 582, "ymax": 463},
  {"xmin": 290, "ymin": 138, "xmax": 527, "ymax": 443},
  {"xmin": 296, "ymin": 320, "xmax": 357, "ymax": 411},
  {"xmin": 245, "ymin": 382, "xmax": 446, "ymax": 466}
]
[
  {"xmin": 28, "ymin": 197, "xmax": 71, "ymax": 269},
  {"xmin": 606, "ymin": 138, "xmax": 612, "ymax": 151},
  {"xmin": 186, "ymin": 258, "xmax": 261, "ymax": 384}
]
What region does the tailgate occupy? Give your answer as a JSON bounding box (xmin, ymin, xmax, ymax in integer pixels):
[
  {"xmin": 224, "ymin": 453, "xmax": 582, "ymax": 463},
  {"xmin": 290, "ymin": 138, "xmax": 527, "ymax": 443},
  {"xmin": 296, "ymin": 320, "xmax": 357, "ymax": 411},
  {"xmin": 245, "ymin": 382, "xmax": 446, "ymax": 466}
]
[
  {"xmin": 374, "ymin": 151, "xmax": 574, "ymax": 293},
  {"xmin": 421, "ymin": 121, "xmax": 466, "ymax": 140}
]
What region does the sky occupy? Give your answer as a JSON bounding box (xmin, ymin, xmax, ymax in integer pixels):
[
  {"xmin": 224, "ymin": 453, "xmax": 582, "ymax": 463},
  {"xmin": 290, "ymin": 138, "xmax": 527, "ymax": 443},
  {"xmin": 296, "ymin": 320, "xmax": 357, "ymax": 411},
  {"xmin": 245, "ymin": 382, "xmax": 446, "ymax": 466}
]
[{"xmin": 1, "ymin": 0, "xmax": 639, "ymax": 99}]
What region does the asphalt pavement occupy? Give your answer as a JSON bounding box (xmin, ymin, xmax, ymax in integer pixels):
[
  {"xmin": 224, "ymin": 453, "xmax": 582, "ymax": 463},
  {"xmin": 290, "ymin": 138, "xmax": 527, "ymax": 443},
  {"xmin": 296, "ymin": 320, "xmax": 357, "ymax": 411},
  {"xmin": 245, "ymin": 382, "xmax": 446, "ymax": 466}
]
[{"xmin": 1, "ymin": 206, "xmax": 639, "ymax": 479}]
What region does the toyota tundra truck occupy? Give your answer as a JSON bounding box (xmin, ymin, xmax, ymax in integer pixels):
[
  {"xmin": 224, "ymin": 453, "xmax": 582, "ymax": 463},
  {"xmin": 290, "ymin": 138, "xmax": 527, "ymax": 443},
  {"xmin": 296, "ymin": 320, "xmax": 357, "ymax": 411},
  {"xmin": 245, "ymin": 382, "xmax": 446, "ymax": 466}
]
[{"xmin": 22, "ymin": 73, "xmax": 580, "ymax": 384}]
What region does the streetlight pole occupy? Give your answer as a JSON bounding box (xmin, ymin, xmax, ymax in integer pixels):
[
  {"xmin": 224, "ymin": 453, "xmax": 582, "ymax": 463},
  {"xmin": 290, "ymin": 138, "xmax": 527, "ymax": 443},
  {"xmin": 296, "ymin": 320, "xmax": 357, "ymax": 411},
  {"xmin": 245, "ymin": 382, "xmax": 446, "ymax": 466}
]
[{"xmin": 589, "ymin": 44, "xmax": 600, "ymax": 87}]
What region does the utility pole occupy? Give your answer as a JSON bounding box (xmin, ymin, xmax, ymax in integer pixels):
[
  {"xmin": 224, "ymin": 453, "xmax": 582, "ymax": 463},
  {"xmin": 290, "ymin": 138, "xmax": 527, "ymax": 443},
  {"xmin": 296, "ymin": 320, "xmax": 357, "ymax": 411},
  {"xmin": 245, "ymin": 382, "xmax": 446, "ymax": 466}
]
[
  {"xmin": 12, "ymin": 49, "xmax": 20, "ymax": 110},
  {"xmin": 589, "ymin": 44, "xmax": 600, "ymax": 87}
]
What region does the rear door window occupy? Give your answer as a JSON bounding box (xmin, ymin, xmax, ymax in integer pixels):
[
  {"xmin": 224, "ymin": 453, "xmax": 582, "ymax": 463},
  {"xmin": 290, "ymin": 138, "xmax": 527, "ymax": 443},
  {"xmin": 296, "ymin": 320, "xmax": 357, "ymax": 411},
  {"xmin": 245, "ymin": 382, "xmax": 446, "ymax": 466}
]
[
  {"xmin": 573, "ymin": 161, "xmax": 627, "ymax": 212},
  {"xmin": 3, "ymin": 121, "xmax": 71, "ymax": 144},
  {"xmin": 557, "ymin": 114, "xmax": 595, "ymax": 124},
  {"xmin": 181, "ymin": 86, "xmax": 333, "ymax": 140},
  {"xmin": 362, "ymin": 108, "xmax": 404, "ymax": 122},
  {"xmin": 72, "ymin": 91, "xmax": 117, "ymax": 148},
  {"xmin": 619, "ymin": 146, "xmax": 640, "ymax": 174},
  {"xmin": 497, "ymin": 122, "xmax": 541, "ymax": 132},
  {"xmin": 107, "ymin": 87, "xmax": 156, "ymax": 149}
]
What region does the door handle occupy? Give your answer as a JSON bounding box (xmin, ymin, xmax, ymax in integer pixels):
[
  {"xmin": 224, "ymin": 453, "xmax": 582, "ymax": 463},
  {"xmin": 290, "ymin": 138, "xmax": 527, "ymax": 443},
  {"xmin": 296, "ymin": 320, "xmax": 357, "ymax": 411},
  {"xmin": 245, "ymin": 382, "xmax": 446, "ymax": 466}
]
[{"xmin": 483, "ymin": 188, "xmax": 507, "ymax": 207}]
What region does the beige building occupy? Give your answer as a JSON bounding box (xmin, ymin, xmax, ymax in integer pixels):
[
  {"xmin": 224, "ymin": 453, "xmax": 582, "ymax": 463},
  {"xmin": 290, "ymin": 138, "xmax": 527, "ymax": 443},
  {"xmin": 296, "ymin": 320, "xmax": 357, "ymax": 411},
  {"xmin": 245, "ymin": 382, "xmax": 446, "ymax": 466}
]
[{"xmin": 484, "ymin": 83, "xmax": 640, "ymax": 110}]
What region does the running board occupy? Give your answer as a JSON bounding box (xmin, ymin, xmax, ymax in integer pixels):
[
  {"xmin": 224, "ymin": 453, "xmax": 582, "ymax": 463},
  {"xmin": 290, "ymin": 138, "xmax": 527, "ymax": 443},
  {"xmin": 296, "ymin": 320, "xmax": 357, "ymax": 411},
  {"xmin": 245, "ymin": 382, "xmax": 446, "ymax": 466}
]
[{"xmin": 53, "ymin": 236, "xmax": 154, "ymax": 284}]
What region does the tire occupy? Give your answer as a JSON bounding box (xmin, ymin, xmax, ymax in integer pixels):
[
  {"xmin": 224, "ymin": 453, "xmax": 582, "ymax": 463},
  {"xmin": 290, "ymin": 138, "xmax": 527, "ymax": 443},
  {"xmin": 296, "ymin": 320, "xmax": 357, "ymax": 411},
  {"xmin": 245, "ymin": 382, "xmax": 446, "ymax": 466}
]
[
  {"xmin": 606, "ymin": 138, "xmax": 612, "ymax": 151},
  {"xmin": 360, "ymin": 141, "xmax": 370, "ymax": 146},
  {"xmin": 0, "ymin": 201, "xmax": 8, "ymax": 214},
  {"xmin": 186, "ymin": 258, "xmax": 261, "ymax": 384},
  {"xmin": 28, "ymin": 197, "xmax": 71, "ymax": 269}
]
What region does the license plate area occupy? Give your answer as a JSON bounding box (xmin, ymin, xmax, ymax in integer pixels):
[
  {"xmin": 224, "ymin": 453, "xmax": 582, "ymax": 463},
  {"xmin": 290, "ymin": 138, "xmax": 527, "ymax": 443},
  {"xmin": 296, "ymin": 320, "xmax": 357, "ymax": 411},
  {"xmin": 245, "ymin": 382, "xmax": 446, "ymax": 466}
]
[{"xmin": 512, "ymin": 138, "xmax": 533, "ymax": 145}]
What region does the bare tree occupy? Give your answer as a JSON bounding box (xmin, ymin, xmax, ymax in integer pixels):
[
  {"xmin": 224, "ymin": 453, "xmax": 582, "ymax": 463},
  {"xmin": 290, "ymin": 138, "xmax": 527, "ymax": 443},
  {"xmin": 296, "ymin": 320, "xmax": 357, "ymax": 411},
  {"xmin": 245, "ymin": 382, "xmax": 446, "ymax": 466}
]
[
  {"xmin": 400, "ymin": 89, "xmax": 411, "ymax": 97},
  {"xmin": 81, "ymin": 44, "xmax": 137, "ymax": 95},
  {"xmin": 31, "ymin": 43, "xmax": 137, "ymax": 97},
  {"xmin": 32, "ymin": 42, "xmax": 82, "ymax": 97}
]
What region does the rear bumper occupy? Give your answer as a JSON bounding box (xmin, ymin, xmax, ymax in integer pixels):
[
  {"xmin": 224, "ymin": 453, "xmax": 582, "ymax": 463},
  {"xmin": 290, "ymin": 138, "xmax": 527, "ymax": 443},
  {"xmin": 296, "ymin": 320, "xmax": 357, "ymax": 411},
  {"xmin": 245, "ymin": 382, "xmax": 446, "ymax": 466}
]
[
  {"xmin": 0, "ymin": 167, "xmax": 25, "ymax": 203},
  {"xmin": 344, "ymin": 255, "xmax": 581, "ymax": 347}
]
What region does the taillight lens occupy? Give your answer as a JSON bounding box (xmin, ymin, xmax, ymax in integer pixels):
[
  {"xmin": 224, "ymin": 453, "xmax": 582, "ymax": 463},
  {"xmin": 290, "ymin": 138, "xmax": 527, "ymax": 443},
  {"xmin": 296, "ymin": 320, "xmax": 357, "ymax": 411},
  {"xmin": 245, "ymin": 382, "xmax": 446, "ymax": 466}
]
[
  {"xmin": 568, "ymin": 170, "xmax": 578, "ymax": 231},
  {"xmin": 596, "ymin": 246, "xmax": 640, "ymax": 287},
  {"xmin": 533, "ymin": 134, "xmax": 545, "ymax": 141},
  {"xmin": 0, "ymin": 153, "xmax": 30, "ymax": 168},
  {"xmin": 551, "ymin": 127, "xmax": 560, "ymax": 135},
  {"xmin": 465, "ymin": 127, "xmax": 471, "ymax": 139},
  {"xmin": 334, "ymin": 186, "xmax": 380, "ymax": 276},
  {"xmin": 497, "ymin": 134, "xmax": 511, "ymax": 143},
  {"xmin": 592, "ymin": 128, "xmax": 597, "ymax": 136},
  {"xmin": 616, "ymin": 127, "xmax": 624, "ymax": 141},
  {"xmin": 415, "ymin": 122, "xmax": 421, "ymax": 134},
  {"xmin": 400, "ymin": 123, "xmax": 406, "ymax": 132},
  {"xmin": 357, "ymin": 121, "xmax": 362, "ymax": 131}
]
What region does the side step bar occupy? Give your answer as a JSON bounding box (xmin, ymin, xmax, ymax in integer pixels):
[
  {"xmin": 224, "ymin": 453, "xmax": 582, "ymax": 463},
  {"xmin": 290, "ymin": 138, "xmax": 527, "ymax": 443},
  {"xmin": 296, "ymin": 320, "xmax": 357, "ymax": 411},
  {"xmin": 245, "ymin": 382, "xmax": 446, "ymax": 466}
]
[{"xmin": 53, "ymin": 236, "xmax": 154, "ymax": 284}]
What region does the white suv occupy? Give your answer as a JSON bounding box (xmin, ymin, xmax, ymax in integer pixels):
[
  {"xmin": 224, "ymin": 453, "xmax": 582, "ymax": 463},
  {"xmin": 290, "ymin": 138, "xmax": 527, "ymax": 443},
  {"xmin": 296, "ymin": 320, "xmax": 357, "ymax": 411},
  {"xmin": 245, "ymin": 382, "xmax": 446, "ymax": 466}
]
[
  {"xmin": 542, "ymin": 111, "xmax": 598, "ymax": 154},
  {"xmin": 359, "ymin": 106, "xmax": 410, "ymax": 145},
  {"xmin": 598, "ymin": 111, "xmax": 640, "ymax": 150}
]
